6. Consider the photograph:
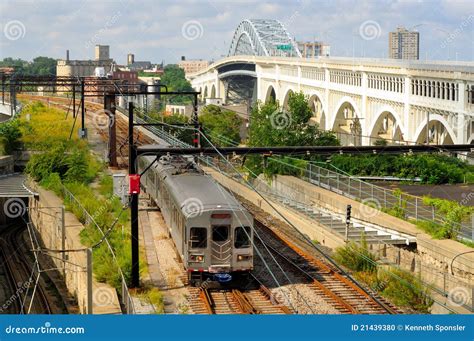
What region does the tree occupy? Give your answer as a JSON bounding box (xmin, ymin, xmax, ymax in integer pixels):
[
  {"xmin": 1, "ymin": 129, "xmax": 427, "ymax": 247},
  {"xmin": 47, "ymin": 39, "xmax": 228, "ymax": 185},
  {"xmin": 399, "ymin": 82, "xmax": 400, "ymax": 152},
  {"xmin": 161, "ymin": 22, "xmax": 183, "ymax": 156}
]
[
  {"xmin": 199, "ymin": 105, "xmax": 242, "ymax": 147},
  {"xmin": 0, "ymin": 56, "xmax": 56, "ymax": 76},
  {"xmin": 246, "ymin": 92, "xmax": 339, "ymax": 175},
  {"xmin": 160, "ymin": 65, "xmax": 193, "ymax": 104}
]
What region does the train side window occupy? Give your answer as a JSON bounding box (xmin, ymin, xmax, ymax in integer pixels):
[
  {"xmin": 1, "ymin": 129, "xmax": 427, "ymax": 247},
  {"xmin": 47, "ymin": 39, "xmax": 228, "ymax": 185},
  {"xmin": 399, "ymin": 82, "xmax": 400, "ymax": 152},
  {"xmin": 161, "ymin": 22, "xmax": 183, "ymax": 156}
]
[
  {"xmin": 212, "ymin": 225, "xmax": 229, "ymax": 242},
  {"xmin": 190, "ymin": 227, "xmax": 207, "ymax": 248},
  {"xmin": 234, "ymin": 226, "xmax": 251, "ymax": 248}
]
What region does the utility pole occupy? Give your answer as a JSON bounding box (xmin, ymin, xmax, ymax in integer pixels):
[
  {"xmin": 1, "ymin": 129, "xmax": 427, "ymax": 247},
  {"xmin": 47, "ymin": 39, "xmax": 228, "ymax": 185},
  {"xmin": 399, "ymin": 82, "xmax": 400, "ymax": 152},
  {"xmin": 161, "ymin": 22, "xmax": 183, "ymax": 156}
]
[
  {"xmin": 128, "ymin": 102, "xmax": 139, "ymax": 288},
  {"xmin": 87, "ymin": 248, "xmax": 93, "ymax": 314},
  {"xmin": 105, "ymin": 94, "xmax": 118, "ymax": 167},
  {"xmin": 72, "ymin": 83, "xmax": 75, "ymax": 118},
  {"xmin": 80, "ymin": 78, "xmax": 87, "ymax": 138}
]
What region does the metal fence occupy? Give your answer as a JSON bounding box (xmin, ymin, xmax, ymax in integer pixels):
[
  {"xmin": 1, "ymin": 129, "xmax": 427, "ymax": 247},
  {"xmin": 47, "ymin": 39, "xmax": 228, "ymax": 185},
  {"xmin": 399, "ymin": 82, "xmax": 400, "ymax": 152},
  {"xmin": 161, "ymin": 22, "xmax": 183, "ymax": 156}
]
[
  {"xmin": 303, "ymin": 162, "xmax": 472, "ymax": 241},
  {"xmin": 61, "ymin": 185, "xmax": 136, "ymax": 314}
]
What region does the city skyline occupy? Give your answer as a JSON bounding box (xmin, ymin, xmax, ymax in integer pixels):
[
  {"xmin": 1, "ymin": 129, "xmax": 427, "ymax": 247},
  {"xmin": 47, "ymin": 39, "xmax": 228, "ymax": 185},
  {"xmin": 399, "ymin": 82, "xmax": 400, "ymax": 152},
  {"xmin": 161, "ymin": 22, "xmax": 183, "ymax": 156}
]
[{"xmin": 0, "ymin": 0, "xmax": 473, "ymax": 64}]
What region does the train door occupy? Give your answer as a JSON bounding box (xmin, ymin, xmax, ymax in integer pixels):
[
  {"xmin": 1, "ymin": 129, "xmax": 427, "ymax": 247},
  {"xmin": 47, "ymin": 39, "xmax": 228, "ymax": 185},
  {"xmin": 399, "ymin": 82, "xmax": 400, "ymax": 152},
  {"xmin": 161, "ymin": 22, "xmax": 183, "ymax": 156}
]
[{"xmin": 211, "ymin": 224, "xmax": 232, "ymax": 266}]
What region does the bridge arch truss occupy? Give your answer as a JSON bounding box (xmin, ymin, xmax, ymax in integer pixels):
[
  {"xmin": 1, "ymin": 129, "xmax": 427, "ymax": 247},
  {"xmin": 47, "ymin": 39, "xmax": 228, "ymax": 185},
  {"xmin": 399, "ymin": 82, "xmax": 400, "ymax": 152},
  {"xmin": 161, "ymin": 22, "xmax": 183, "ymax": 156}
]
[{"xmin": 228, "ymin": 19, "xmax": 302, "ymax": 58}]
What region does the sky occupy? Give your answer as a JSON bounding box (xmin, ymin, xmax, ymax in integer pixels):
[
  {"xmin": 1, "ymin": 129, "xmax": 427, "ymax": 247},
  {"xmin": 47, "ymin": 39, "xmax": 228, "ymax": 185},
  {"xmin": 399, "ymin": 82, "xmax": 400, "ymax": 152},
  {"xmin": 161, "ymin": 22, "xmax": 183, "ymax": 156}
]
[{"xmin": 0, "ymin": 0, "xmax": 473, "ymax": 64}]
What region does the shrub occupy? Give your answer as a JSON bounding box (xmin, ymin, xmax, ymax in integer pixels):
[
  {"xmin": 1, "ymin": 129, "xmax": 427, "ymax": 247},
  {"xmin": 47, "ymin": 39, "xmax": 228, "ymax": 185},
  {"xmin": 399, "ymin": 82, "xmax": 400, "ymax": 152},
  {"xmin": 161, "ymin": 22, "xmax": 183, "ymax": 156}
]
[
  {"xmin": 0, "ymin": 119, "xmax": 22, "ymax": 154},
  {"xmin": 334, "ymin": 238, "xmax": 377, "ymax": 273},
  {"xmin": 379, "ymin": 267, "xmax": 433, "ymax": 313}
]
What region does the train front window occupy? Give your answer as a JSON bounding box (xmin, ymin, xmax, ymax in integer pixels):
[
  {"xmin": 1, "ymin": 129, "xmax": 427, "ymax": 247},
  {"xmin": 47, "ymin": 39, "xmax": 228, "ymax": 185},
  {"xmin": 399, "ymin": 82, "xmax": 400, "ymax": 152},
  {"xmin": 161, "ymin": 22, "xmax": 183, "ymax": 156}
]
[
  {"xmin": 190, "ymin": 227, "xmax": 207, "ymax": 248},
  {"xmin": 212, "ymin": 225, "xmax": 229, "ymax": 242},
  {"xmin": 234, "ymin": 226, "xmax": 251, "ymax": 248}
]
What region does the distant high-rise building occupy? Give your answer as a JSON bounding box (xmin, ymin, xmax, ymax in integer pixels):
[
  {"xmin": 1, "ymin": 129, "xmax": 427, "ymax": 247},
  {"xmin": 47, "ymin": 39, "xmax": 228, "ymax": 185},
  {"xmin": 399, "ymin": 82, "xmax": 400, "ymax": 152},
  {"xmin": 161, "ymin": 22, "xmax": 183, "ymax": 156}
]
[
  {"xmin": 297, "ymin": 41, "xmax": 330, "ymax": 58},
  {"xmin": 389, "ymin": 27, "xmax": 419, "ymax": 60},
  {"xmin": 95, "ymin": 45, "xmax": 110, "ymax": 61}
]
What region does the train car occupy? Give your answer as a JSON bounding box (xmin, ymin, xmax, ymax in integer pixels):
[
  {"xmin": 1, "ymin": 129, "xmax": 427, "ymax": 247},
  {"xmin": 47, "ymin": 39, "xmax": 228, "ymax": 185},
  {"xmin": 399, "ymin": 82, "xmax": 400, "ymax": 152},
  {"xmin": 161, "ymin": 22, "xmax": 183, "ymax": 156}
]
[{"xmin": 138, "ymin": 154, "xmax": 254, "ymax": 285}]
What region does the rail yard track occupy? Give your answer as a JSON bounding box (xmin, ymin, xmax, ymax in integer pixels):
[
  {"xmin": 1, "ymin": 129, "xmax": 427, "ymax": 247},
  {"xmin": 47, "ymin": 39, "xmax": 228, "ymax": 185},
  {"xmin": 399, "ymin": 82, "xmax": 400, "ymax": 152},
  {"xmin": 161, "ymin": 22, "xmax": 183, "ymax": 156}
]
[
  {"xmin": 188, "ymin": 280, "xmax": 291, "ymax": 315},
  {"xmin": 0, "ymin": 223, "xmax": 52, "ymax": 314},
  {"xmin": 241, "ymin": 196, "xmax": 402, "ymax": 315}
]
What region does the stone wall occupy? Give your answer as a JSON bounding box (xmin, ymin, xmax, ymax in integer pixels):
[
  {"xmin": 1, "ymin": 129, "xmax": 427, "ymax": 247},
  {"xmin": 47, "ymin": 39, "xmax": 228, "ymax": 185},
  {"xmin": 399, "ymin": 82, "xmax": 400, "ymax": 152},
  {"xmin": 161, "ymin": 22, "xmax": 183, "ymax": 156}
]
[{"xmin": 28, "ymin": 185, "xmax": 122, "ymax": 314}]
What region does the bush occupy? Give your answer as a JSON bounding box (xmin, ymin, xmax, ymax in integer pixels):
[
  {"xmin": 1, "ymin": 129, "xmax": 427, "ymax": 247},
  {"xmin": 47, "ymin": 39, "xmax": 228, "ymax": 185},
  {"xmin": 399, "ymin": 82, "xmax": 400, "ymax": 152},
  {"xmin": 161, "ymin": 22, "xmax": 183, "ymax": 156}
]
[
  {"xmin": 328, "ymin": 153, "xmax": 471, "ymax": 184},
  {"xmin": 26, "ymin": 143, "xmax": 99, "ymax": 184},
  {"xmin": 379, "ymin": 267, "xmax": 433, "ymax": 313},
  {"xmin": 334, "ymin": 238, "xmax": 377, "ymax": 273},
  {"xmin": 0, "ymin": 119, "xmax": 22, "ymax": 154}
]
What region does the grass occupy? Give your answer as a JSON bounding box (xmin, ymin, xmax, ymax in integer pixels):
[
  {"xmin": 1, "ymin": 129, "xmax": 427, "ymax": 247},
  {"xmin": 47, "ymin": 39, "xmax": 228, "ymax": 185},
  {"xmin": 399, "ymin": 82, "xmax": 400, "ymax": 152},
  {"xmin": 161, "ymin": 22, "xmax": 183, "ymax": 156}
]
[
  {"xmin": 335, "ymin": 240, "xmax": 433, "ymax": 313},
  {"xmin": 18, "ymin": 100, "xmax": 152, "ymax": 295}
]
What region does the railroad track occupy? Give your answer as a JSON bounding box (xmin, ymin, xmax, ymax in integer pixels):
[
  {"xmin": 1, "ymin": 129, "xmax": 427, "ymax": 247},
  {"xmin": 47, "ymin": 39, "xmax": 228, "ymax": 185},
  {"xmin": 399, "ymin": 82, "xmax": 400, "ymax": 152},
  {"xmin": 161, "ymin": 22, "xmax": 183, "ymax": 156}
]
[
  {"xmin": 188, "ymin": 284, "xmax": 291, "ymax": 315},
  {"xmin": 240, "ymin": 197, "xmax": 401, "ymax": 315},
  {"xmin": 0, "ymin": 223, "xmax": 52, "ymax": 314}
]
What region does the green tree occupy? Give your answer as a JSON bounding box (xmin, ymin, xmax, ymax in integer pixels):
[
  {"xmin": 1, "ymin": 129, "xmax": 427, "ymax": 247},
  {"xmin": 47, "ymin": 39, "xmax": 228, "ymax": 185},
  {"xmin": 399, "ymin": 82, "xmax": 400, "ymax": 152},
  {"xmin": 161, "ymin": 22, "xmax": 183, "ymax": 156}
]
[
  {"xmin": 160, "ymin": 65, "xmax": 193, "ymax": 104},
  {"xmin": 246, "ymin": 92, "xmax": 339, "ymax": 175},
  {"xmin": 199, "ymin": 105, "xmax": 242, "ymax": 147},
  {"xmin": 0, "ymin": 56, "xmax": 56, "ymax": 76}
]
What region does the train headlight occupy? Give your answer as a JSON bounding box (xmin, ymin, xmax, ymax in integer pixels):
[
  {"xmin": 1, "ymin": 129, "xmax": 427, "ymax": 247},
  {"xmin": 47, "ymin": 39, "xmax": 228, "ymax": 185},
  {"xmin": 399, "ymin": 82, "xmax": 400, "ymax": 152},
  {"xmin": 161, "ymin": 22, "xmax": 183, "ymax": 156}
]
[
  {"xmin": 237, "ymin": 255, "xmax": 251, "ymax": 262},
  {"xmin": 189, "ymin": 255, "xmax": 204, "ymax": 263}
]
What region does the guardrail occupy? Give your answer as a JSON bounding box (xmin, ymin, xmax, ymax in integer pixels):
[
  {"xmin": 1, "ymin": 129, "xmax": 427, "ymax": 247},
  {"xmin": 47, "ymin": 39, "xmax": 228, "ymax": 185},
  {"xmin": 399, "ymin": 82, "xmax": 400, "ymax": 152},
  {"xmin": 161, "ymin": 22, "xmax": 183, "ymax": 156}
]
[{"xmin": 304, "ymin": 162, "xmax": 472, "ymax": 241}]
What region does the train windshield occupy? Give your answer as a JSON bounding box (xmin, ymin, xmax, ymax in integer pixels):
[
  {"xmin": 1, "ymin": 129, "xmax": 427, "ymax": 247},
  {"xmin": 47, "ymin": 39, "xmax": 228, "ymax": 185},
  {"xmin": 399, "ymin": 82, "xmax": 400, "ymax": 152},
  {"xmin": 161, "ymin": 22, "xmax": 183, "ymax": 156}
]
[
  {"xmin": 190, "ymin": 227, "xmax": 207, "ymax": 248},
  {"xmin": 212, "ymin": 225, "xmax": 229, "ymax": 242},
  {"xmin": 234, "ymin": 226, "xmax": 251, "ymax": 248}
]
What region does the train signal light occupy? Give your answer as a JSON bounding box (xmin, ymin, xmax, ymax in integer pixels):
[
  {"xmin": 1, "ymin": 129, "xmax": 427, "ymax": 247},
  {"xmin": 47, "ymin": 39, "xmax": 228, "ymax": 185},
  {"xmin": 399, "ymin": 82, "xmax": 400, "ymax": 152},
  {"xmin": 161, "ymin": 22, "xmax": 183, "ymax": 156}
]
[
  {"xmin": 346, "ymin": 204, "xmax": 352, "ymax": 224},
  {"xmin": 129, "ymin": 174, "xmax": 141, "ymax": 194}
]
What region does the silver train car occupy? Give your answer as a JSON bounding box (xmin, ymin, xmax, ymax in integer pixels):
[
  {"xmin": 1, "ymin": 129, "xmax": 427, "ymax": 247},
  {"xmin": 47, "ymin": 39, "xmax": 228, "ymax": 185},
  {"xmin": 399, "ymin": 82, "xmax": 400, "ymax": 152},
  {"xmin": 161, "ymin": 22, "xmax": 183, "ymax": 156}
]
[{"xmin": 138, "ymin": 154, "xmax": 254, "ymax": 284}]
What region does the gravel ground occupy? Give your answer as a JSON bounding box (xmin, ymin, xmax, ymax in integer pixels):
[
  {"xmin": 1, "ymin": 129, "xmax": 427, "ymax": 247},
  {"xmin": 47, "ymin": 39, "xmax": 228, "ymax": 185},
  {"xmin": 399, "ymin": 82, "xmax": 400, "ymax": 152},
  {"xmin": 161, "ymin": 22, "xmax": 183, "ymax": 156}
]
[
  {"xmin": 145, "ymin": 209, "xmax": 195, "ymax": 314},
  {"xmin": 271, "ymin": 285, "xmax": 340, "ymax": 314}
]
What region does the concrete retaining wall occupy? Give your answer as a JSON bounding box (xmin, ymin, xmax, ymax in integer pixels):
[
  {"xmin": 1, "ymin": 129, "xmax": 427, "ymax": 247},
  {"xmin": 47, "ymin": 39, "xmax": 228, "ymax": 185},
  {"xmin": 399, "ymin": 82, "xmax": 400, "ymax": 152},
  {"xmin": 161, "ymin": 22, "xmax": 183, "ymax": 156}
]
[
  {"xmin": 205, "ymin": 168, "xmax": 474, "ymax": 313},
  {"xmin": 28, "ymin": 185, "xmax": 122, "ymax": 314},
  {"xmin": 270, "ymin": 175, "xmax": 474, "ymax": 312},
  {"xmin": 0, "ymin": 156, "xmax": 14, "ymax": 175}
]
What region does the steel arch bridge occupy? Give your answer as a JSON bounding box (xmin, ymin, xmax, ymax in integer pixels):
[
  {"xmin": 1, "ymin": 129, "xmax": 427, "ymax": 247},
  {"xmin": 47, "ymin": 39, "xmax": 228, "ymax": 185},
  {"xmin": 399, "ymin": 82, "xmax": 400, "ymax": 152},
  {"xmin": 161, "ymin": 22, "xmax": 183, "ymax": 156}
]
[{"xmin": 228, "ymin": 19, "xmax": 302, "ymax": 58}]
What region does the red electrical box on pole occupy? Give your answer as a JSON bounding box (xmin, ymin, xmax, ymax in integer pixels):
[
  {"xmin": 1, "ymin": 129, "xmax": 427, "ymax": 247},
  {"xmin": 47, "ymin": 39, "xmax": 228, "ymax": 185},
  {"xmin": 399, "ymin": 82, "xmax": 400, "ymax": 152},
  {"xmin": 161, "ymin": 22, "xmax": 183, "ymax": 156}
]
[{"xmin": 129, "ymin": 174, "xmax": 141, "ymax": 194}]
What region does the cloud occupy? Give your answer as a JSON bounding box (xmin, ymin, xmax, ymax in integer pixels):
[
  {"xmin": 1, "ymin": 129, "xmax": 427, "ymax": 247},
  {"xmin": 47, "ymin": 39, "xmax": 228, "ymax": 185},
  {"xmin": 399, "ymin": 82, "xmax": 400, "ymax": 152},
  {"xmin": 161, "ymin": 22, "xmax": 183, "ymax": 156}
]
[{"xmin": 0, "ymin": 0, "xmax": 472, "ymax": 63}]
